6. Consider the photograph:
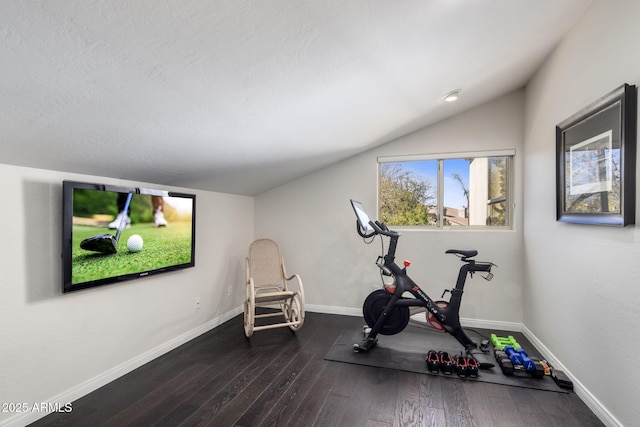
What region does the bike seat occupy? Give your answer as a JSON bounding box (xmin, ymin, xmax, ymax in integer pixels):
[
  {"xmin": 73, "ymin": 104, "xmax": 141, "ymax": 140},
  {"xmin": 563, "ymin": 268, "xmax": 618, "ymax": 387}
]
[{"xmin": 446, "ymin": 249, "xmax": 478, "ymax": 259}]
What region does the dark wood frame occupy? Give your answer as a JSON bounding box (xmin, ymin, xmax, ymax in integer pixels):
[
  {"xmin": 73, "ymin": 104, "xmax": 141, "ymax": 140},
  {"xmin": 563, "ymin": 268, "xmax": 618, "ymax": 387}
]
[{"xmin": 556, "ymin": 84, "xmax": 637, "ymax": 226}]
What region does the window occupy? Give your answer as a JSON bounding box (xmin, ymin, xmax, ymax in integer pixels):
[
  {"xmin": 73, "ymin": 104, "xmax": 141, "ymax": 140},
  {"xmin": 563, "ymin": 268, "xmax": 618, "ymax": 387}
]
[{"xmin": 378, "ymin": 150, "xmax": 514, "ymax": 229}]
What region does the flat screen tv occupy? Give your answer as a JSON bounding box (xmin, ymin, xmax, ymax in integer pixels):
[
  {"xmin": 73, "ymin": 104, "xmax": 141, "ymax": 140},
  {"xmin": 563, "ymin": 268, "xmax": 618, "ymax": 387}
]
[{"xmin": 62, "ymin": 180, "xmax": 196, "ymax": 293}]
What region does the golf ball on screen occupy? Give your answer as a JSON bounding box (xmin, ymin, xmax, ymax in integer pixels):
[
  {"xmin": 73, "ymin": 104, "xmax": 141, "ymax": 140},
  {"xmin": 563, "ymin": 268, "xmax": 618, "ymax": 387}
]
[{"xmin": 127, "ymin": 234, "xmax": 143, "ymax": 252}]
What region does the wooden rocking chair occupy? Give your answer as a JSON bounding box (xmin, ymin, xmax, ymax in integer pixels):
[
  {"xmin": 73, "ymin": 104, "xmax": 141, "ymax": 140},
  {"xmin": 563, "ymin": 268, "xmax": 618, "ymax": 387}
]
[{"xmin": 244, "ymin": 239, "xmax": 305, "ymax": 337}]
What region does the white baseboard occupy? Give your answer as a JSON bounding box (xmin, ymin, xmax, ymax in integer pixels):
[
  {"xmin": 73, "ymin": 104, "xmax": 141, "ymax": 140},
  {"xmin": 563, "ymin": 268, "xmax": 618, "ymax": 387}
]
[
  {"xmin": 306, "ymin": 303, "xmax": 361, "ymax": 317},
  {"xmin": 306, "ymin": 304, "xmax": 524, "ymax": 332},
  {"xmin": 1, "ymin": 306, "xmax": 244, "ymax": 427},
  {"xmin": 521, "ymin": 325, "xmax": 621, "ymax": 427},
  {"xmin": 460, "ymin": 317, "xmax": 522, "ymax": 332}
]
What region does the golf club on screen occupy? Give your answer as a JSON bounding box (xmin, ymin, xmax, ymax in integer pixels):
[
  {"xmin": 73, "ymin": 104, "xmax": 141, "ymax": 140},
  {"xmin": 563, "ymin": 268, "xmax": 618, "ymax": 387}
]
[{"xmin": 80, "ymin": 192, "xmax": 133, "ymax": 254}]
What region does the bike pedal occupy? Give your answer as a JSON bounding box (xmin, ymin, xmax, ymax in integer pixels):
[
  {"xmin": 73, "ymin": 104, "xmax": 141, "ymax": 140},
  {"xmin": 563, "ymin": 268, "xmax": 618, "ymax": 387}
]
[{"xmin": 363, "ymin": 326, "xmax": 372, "ymax": 338}]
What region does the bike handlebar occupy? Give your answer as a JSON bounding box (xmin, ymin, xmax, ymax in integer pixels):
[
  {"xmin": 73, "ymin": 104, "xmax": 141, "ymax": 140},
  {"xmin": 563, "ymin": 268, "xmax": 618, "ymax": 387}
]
[
  {"xmin": 356, "ymin": 217, "xmax": 495, "ymax": 279},
  {"xmin": 357, "ymin": 219, "xmax": 400, "ymax": 239},
  {"xmin": 358, "ymin": 220, "xmax": 494, "ymax": 270}
]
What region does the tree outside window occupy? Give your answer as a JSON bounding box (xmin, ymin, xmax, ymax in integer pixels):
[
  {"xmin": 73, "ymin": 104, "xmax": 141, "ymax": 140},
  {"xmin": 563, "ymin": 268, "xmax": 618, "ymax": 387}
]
[{"xmin": 378, "ymin": 153, "xmax": 512, "ymax": 228}]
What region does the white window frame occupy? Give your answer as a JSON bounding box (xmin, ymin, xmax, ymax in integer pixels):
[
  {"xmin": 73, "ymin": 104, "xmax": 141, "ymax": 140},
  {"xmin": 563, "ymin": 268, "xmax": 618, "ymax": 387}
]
[{"xmin": 377, "ymin": 149, "xmax": 515, "ymax": 230}]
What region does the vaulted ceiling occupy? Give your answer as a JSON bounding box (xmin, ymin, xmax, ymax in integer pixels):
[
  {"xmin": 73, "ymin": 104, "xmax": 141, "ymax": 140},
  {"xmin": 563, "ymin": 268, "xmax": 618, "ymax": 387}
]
[{"xmin": 1, "ymin": 0, "xmax": 591, "ymax": 195}]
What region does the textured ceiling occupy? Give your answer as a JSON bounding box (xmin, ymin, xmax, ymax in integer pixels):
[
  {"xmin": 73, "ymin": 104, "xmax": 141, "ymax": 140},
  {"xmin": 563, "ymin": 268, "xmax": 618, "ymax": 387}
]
[{"xmin": 1, "ymin": 0, "xmax": 591, "ymax": 195}]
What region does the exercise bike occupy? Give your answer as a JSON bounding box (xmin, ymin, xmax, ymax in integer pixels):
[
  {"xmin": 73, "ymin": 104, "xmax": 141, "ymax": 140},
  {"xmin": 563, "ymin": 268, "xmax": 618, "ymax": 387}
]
[{"xmin": 350, "ymin": 199, "xmax": 496, "ymax": 368}]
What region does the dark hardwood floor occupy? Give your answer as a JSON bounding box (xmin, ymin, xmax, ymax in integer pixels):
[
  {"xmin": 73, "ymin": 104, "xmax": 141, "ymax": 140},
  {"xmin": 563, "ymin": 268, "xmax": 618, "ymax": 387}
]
[{"xmin": 30, "ymin": 312, "xmax": 603, "ymax": 427}]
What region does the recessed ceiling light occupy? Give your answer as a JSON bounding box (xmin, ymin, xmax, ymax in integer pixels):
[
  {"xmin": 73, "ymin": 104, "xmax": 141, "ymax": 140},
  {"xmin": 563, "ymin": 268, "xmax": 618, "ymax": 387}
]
[{"xmin": 442, "ymin": 89, "xmax": 461, "ymax": 102}]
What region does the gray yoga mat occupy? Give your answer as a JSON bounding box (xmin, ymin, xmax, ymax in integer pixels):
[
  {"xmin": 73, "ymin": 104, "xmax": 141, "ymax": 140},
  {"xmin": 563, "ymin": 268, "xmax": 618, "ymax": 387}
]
[{"xmin": 324, "ymin": 323, "xmax": 568, "ymax": 393}]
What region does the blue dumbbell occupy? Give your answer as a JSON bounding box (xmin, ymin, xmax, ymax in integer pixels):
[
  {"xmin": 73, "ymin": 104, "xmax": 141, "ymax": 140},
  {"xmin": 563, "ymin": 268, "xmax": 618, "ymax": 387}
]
[{"xmin": 503, "ymin": 345, "xmax": 536, "ymax": 371}]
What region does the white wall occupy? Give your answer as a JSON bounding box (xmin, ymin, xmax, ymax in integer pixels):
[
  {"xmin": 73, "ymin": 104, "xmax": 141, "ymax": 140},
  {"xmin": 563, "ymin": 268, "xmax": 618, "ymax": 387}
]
[
  {"xmin": 7, "ymin": 2, "xmax": 639, "ymax": 425},
  {"xmin": 0, "ymin": 163, "xmax": 253, "ymax": 426},
  {"xmin": 523, "ymin": 1, "xmax": 640, "ymax": 426},
  {"xmin": 255, "ymin": 90, "xmax": 525, "ymax": 326}
]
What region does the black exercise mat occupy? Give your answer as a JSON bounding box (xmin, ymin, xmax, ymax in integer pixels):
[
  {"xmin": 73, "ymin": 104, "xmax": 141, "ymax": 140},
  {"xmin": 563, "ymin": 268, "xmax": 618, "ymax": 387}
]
[{"xmin": 324, "ymin": 323, "xmax": 568, "ymax": 393}]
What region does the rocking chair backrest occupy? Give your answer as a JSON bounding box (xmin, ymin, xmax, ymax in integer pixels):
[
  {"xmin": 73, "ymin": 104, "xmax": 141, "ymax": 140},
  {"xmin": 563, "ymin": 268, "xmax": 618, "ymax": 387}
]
[{"xmin": 248, "ymin": 239, "xmax": 283, "ymax": 289}]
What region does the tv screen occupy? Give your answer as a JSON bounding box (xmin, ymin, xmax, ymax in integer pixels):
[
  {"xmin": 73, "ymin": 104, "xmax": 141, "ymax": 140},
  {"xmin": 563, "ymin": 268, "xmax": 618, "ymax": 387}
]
[{"xmin": 62, "ymin": 180, "xmax": 196, "ymax": 293}]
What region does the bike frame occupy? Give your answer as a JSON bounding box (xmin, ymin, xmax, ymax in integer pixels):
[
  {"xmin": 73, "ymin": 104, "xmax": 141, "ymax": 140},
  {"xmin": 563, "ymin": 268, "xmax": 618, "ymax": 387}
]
[{"xmin": 355, "ymin": 218, "xmax": 494, "ymax": 353}]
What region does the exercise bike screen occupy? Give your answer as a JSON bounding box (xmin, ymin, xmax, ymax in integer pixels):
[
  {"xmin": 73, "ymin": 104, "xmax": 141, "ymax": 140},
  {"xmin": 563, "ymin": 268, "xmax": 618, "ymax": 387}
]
[{"xmin": 350, "ymin": 199, "xmax": 375, "ymax": 232}]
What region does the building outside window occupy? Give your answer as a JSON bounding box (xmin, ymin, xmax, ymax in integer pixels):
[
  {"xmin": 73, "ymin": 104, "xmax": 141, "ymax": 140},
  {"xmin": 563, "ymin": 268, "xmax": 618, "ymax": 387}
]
[{"xmin": 378, "ymin": 150, "xmax": 514, "ymax": 229}]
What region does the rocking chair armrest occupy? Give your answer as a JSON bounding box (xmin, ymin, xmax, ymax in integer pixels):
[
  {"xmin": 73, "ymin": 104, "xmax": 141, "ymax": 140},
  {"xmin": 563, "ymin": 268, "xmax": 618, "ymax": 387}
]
[
  {"xmin": 281, "ymin": 257, "xmax": 304, "ymax": 295},
  {"xmin": 284, "ymin": 273, "xmax": 304, "ymax": 297}
]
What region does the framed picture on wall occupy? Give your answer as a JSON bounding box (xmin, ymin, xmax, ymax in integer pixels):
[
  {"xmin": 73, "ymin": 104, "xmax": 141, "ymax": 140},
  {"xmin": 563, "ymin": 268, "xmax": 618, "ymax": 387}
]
[{"xmin": 556, "ymin": 83, "xmax": 637, "ymax": 226}]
